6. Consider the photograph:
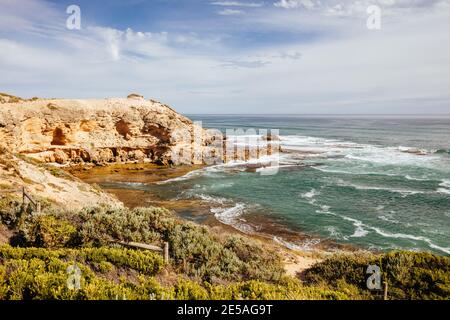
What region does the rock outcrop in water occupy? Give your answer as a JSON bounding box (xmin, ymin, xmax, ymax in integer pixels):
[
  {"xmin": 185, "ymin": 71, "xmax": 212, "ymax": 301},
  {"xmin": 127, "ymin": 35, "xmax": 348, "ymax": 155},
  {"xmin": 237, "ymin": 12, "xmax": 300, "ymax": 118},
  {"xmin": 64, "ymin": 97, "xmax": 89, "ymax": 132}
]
[{"xmin": 0, "ymin": 94, "xmax": 211, "ymax": 165}]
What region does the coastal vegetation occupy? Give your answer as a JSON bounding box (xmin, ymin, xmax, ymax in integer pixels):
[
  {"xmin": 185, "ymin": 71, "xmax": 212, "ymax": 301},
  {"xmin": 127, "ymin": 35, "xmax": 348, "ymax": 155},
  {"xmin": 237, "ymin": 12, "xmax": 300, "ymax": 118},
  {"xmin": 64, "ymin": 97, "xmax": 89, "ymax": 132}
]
[{"xmin": 1, "ymin": 199, "xmax": 449, "ymax": 300}]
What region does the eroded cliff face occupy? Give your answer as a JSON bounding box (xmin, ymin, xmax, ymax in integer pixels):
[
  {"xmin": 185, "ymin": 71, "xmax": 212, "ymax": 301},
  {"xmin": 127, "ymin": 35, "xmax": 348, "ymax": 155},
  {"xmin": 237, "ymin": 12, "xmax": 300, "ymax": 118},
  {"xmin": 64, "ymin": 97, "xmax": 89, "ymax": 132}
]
[
  {"xmin": 0, "ymin": 93, "xmax": 278, "ymax": 209},
  {"xmin": 0, "ymin": 95, "xmax": 211, "ymax": 165},
  {"xmin": 0, "ymin": 149, "xmax": 122, "ymax": 209}
]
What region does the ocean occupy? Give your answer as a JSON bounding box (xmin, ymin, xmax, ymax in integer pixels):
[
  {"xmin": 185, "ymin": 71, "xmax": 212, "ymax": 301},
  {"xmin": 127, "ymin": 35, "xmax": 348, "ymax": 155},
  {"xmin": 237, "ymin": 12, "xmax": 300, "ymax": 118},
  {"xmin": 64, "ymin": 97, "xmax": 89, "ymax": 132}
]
[{"xmin": 107, "ymin": 115, "xmax": 450, "ymax": 255}]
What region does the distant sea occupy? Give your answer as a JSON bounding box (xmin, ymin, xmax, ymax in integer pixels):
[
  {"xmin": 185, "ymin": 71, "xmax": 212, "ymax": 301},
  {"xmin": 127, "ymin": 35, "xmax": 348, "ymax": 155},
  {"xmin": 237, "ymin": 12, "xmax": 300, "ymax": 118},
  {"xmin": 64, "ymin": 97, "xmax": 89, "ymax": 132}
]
[{"xmin": 118, "ymin": 115, "xmax": 450, "ymax": 255}]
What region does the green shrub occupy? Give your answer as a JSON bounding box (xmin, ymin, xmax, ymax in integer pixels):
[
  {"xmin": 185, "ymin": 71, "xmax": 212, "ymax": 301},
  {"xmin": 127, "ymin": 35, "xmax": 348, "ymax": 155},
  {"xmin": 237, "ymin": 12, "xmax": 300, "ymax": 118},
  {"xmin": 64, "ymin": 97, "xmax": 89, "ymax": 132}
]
[
  {"xmin": 303, "ymin": 251, "xmax": 450, "ymax": 300},
  {"xmin": 2, "ymin": 245, "xmax": 448, "ymax": 300},
  {"xmin": 0, "ymin": 197, "xmax": 23, "ymax": 228},
  {"xmin": 0, "ymin": 245, "xmax": 166, "ymax": 299},
  {"xmin": 18, "ymin": 215, "xmax": 78, "ymax": 248},
  {"xmin": 168, "ymin": 222, "xmax": 240, "ymax": 281},
  {"xmin": 79, "ymin": 247, "xmax": 164, "ymax": 275},
  {"xmin": 0, "ymin": 245, "xmax": 296, "ymax": 300},
  {"xmin": 13, "ymin": 204, "xmax": 286, "ymax": 283},
  {"xmin": 77, "ymin": 207, "xmax": 166, "ymax": 246},
  {"xmin": 224, "ymin": 235, "xmax": 284, "ymax": 282},
  {"xmin": 172, "ymin": 278, "xmax": 210, "ymax": 300},
  {"xmin": 72, "ymin": 206, "xmax": 285, "ymax": 283}
]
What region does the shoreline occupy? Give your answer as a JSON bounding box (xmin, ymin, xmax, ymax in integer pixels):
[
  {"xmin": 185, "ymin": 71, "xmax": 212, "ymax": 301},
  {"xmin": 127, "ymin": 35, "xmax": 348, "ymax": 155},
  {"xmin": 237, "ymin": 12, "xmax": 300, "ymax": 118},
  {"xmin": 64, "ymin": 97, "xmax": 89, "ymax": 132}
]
[{"xmin": 68, "ymin": 162, "xmax": 365, "ymax": 275}]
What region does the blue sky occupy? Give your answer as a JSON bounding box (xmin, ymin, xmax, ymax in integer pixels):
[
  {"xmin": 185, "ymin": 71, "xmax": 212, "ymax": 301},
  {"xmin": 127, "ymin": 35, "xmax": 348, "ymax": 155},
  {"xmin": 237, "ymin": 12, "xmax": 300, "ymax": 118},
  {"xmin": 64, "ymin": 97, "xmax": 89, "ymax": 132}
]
[{"xmin": 1, "ymin": 0, "xmax": 450, "ymax": 114}]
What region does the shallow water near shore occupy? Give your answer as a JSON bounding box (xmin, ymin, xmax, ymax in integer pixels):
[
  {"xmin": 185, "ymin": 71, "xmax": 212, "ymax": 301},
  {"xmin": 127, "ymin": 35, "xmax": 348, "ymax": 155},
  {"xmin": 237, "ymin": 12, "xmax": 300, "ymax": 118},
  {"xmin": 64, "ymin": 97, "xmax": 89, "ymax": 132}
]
[{"xmin": 73, "ymin": 116, "xmax": 450, "ymax": 255}]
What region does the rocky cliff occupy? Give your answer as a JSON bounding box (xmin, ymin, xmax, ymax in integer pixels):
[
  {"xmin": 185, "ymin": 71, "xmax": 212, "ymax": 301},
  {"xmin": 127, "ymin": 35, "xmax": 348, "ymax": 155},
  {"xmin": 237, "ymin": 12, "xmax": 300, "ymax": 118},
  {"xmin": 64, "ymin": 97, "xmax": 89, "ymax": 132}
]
[
  {"xmin": 0, "ymin": 93, "xmax": 278, "ymax": 210},
  {"xmin": 0, "ymin": 149, "xmax": 121, "ymax": 209},
  {"xmin": 0, "ymin": 94, "xmax": 210, "ymax": 166}
]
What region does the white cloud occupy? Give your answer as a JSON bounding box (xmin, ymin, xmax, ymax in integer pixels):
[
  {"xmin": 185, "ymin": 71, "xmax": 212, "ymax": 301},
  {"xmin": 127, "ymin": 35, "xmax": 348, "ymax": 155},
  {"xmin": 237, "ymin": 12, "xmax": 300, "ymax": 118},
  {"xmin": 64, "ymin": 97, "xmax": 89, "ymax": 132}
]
[
  {"xmin": 219, "ymin": 60, "xmax": 270, "ymax": 68},
  {"xmin": 217, "ymin": 9, "xmax": 245, "ymax": 15},
  {"xmin": 274, "ymin": 0, "xmax": 316, "ymax": 9},
  {"xmin": 211, "ymin": 1, "xmax": 264, "ymax": 7},
  {"xmin": 273, "ymin": 0, "xmax": 450, "ymax": 18},
  {"xmin": 0, "ymin": 0, "xmax": 63, "ymax": 33}
]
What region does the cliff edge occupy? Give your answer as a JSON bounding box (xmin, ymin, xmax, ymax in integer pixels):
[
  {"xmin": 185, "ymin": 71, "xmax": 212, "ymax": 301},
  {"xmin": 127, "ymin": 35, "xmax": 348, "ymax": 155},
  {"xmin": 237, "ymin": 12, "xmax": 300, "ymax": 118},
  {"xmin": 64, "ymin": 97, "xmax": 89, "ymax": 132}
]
[{"xmin": 0, "ymin": 93, "xmax": 210, "ymax": 166}]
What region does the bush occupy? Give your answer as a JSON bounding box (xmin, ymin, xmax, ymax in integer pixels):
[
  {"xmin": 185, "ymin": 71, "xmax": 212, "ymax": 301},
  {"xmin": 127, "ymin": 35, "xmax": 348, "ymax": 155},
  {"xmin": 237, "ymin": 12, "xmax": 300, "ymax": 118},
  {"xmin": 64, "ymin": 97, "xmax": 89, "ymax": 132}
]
[
  {"xmin": 168, "ymin": 222, "xmax": 242, "ymax": 282},
  {"xmin": 7, "ymin": 205, "xmax": 247, "ymax": 280},
  {"xmin": 72, "ymin": 206, "xmax": 285, "ymax": 283},
  {"xmin": 303, "ymin": 251, "xmax": 450, "ymax": 300},
  {"xmin": 1, "ymin": 245, "xmax": 448, "ymax": 300},
  {"xmin": 0, "ymin": 197, "xmax": 23, "ymax": 228},
  {"xmin": 0, "ymin": 245, "xmax": 347, "ymax": 300},
  {"xmin": 18, "ymin": 215, "xmax": 78, "ymax": 248},
  {"xmin": 76, "ymin": 207, "xmax": 167, "ymax": 246},
  {"xmin": 205, "ymin": 277, "xmax": 349, "ymax": 300},
  {"xmin": 0, "ymin": 245, "xmax": 165, "ymax": 299},
  {"xmin": 79, "ymin": 247, "xmax": 164, "ymax": 275},
  {"xmin": 224, "ymin": 235, "xmax": 284, "ymax": 282}
]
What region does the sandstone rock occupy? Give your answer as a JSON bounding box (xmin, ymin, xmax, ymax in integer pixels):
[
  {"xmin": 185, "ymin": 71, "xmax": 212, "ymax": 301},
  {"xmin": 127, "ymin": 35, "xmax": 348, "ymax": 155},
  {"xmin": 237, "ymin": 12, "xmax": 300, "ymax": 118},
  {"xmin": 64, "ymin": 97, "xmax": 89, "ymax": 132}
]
[
  {"xmin": 0, "ymin": 96, "xmax": 210, "ymax": 165},
  {"xmin": 0, "ymin": 94, "xmax": 277, "ymax": 166},
  {"xmin": 53, "ymin": 149, "xmax": 69, "ymax": 164},
  {"xmin": 0, "ymin": 150, "xmax": 122, "ymax": 209}
]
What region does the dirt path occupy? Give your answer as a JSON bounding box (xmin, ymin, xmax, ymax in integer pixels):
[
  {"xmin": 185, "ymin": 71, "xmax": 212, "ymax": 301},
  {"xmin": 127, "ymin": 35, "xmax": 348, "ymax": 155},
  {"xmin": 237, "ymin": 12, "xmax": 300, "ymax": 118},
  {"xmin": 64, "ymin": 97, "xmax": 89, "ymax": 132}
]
[{"xmin": 282, "ymin": 251, "xmax": 322, "ymax": 277}]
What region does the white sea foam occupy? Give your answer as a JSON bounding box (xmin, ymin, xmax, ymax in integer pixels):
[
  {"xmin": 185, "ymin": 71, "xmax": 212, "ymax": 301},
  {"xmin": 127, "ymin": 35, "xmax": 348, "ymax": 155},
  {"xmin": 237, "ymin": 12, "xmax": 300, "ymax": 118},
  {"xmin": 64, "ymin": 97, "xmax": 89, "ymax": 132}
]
[
  {"xmin": 195, "ymin": 192, "xmax": 256, "ymax": 233},
  {"xmin": 317, "ymin": 204, "xmax": 331, "ymax": 213},
  {"xmin": 378, "ymin": 215, "xmax": 400, "ymax": 224},
  {"xmin": 300, "ymin": 188, "xmax": 319, "ymax": 199},
  {"xmin": 300, "ymin": 188, "xmax": 323, "ymax": 206},
  {"xmin": 280, "ymin": 135, "xmax": 447, "ymax": 178},
  {"xmin": 326, "ymin": 226, "xmax": 342, "ymax": 238},
  {"xmin": 273, "ymin": 236, "xmax": 321, "ymax": 251},
  {"xmin": 209, "ymin": 182, "xmax": 234, "ymax": 189},
  {"xmin": 197, "ymin": 194, "xmax": 228, "ymax": 205},
  {"xmin": 398, "ymin": 146, "xmax": 429, "ymax": 155},
  {"xmin": 437, "ymin": 180, "xmax": 450, "ymax": 194},
  {"xmin": 369, "ymin": 226, "xmax": 450, "ymax": 255},
  {"xmin": 211, "ymin": 203, "xmax": 246, "ymax": 224},
  {"xmin": 255, "ymin": 164, "xmax": 298, "ymax": 173},
  {"xmin": 341, "ymin": 216, "xmax": 369, "ymax": 238},
  {"xmin": 313, "ymin": 167, "xmax": 396, "ymax": 176},
  {"xmin": 314, "ymin": 207, "xmax": 450, "ymax": 254},
  {"xmin": 344, "ymin": 152, "xmax": 432, "ymax": 167},
  {"xmin": 156, "ymin": 168, "xmax": 204, "ymax": 184},
  {"xmin": 210, "ymin": 203, "xmax": 254, "ymax": 233},
  {"xmin": 440, "ymin": 179, "xmax": 450, "ymax": 188},
  {"xmin": 405, "ymin": 175, "xmax": 430, "ymax": 181},
  {"xmin": 335, "ymin": 180, "xmax": 425, "ymax": 197},
  {"xmin": 437, "ymin": 188, "xmax": 450, "ymax": 194}
]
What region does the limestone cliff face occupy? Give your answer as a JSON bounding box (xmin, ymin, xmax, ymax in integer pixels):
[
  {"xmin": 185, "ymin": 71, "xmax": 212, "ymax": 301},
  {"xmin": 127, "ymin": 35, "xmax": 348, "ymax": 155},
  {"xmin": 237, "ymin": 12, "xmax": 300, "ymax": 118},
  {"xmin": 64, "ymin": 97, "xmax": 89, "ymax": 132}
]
[
  {"xmin": 0, "ymin": 149, "xmax": 122, "ymax": 209},
  {"xmin": 0, "ymin": 95, "xmax": 210, "ymax": 165}
]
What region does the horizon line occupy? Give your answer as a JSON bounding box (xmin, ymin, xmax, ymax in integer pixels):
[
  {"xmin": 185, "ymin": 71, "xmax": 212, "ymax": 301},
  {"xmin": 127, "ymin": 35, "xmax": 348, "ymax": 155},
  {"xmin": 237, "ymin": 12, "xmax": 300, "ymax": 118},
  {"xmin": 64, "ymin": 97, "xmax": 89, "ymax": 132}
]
[{"xmin": 184, "ymin": 113, "xmax": 450, "ymax": 116}]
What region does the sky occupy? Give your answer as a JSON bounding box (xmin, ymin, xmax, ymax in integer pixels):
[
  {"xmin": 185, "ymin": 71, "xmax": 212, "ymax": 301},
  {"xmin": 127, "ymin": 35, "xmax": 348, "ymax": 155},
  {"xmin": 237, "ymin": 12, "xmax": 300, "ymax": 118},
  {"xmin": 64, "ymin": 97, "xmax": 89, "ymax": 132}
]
[{"xmin": 0, "ymin": 0, "xmax": 450, "ymax": 114}]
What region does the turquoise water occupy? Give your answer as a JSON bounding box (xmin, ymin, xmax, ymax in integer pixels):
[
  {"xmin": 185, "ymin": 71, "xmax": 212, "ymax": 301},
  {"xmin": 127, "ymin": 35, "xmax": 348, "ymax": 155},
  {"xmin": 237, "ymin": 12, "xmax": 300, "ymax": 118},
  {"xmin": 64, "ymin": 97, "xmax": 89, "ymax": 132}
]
[{"xmin": 118, "ymin": 116, "xmax": 450, "ymax": 255}]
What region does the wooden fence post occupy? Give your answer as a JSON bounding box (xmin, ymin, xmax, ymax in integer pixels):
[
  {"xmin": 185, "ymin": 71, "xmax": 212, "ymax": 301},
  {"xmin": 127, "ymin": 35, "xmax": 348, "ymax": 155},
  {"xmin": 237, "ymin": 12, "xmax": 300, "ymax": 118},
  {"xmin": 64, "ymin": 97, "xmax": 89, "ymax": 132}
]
[
  {"xmin": 383, "ymin": 281, "xmax": 388, "ymax": 300},
  {"xmin": 164, "ymin": 242, "xmax": 169, "ymax": 264},
  {"xmin": 22, "ymin": 186, "xmax": 41, "ymax": 214}
]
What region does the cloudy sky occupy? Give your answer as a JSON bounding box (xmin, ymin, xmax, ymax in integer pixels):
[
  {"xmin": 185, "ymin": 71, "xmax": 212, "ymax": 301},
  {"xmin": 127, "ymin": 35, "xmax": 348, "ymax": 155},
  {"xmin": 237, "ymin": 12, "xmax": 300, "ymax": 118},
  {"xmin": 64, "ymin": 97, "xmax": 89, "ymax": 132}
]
[{"xmin": 1, "ymin": 0, "xmax": 450, "ymax": 114}]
